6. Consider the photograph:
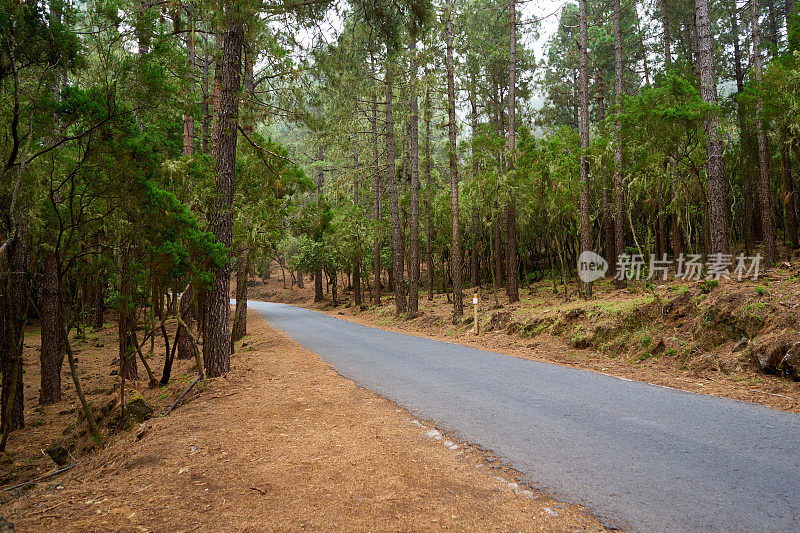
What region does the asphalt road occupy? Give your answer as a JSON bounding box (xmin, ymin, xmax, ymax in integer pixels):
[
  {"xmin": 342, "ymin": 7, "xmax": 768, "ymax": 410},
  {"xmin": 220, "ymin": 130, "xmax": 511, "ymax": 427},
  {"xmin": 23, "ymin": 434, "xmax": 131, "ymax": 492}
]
[{"xmin": 250, "ymin": 300, "xmax": 800, "ymax": 532}]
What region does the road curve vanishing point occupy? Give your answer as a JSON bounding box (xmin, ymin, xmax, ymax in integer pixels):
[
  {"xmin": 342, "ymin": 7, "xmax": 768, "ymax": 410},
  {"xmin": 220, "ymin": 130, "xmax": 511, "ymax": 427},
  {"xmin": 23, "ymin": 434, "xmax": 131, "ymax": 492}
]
[{"xmin": 250, "ymin": 300, "xmax": 800, "ymax": 532}]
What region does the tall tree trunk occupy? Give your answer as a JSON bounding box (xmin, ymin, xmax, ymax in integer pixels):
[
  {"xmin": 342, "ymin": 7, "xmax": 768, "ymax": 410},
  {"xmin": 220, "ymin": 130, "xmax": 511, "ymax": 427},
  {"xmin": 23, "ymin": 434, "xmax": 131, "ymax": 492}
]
[
  {"xmin": 445, "ymin": 0, "xmax": 463, "ymax": 318},
  {"xmin": 505, "ymin": 0, "xmax": 520, "ymax": 303},
  {"xmin": 118, "ymin": 246, "xmax": 138, "ymax": 380},
  {"xmin": 204, "ymin": 10, "xmax": 242, "ymax": 377},
  {"xmin": 613, "ymin": 0, "xmax": 626, "ymax": 288},
  {"xmin": 732, "ymin": 0, "xmax": 755, "ymax": 253},
  {"xmin": 425, "ymin": 86, "xmax": 434, "ymax": 301},
  {"xmin": 177, "ymin": 284, "xmax": 197, "ymax": 359},
  {"xmin": 353, "ymin": 136, "xmax": 363, "ymax": 307},
  {"xmin": 408, "ymin": 43, "xmax": 421, "ymax": 317},
  {"xmin": 386, "ymin": 60, "xmax": 407, "ymax": 315},
  {"xmin": 231, "ymin": 245, "xmax": 248, "ymax": 342},
  {"xmin": 315, "ymin": 145, "xmax": 325, "ymax": 302},
  {"xmin": 40, "ymin": 253, "xmax": 63, "ymax": 405},
  {"xmin": 231, "ymin": 45, "xmax": 254, "ymax": 342},
  {"xmin": 470, "ymin": 76, "xmax": 480, "ymax": 290},
  {"xmin": 372, "ymin": 56, "xmax": 382, "ymax": 307},
  {"xmin": 1, "ymin": 222, "xmax": 27, "ymax": 433},
  {"xmin": 579, "ymin": 0, "xmax": 593, "ymax": 297},
  {"xmin": 494, "ymin": 211, "xmax": 504, "ymax": 288},
  {"xmin": 503, "ymin": 203, "xmax": 519, "ymax": 300},
  {"xmin": 697, "ymin": 0, "xmax": 730, "ymax": 254},
  {"xmin": 751, "ymin": 0, "xmax": 777, "ymax": 266},
  {"xmin": 596, "ymin": 69, "xmax": 605, "ymax": 119}
]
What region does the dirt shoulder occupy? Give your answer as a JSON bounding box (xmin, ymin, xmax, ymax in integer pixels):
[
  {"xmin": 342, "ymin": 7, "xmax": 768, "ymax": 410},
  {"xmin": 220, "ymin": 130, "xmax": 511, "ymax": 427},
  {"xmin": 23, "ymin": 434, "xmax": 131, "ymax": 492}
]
[
  {"xmin": 4, "ymin": 312, "xmax": 606, "ymax": 532},
  {"xmin": 249, "ymin": 268, "xmax": 800, "ymax": 414}
]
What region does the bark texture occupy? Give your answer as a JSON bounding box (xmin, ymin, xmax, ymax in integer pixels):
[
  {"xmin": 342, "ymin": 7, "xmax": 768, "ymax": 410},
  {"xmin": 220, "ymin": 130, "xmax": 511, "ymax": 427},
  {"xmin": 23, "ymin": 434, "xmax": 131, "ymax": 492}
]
[
  {"xmin": 613, "ymin": 0, "xmax": 626, "ymax": 288},
  {"xmin": 205, "ymin": 11, "xmax": 243, "ymax": 377},
  {"xmin": 751, "ymin": 0, "xmax": 776, "ymax": 265},
  {"xmin": 177, "ymin": 284, "xmax": 197, "ymax": 360},
  {"xmin": 372, "ymin": 56, "xmax": 382, "ymax": 307},
  {"xmin": 445, "ymin": 0, "xmax": 463, "ymax": 317},
  {"xmin": 505, "ymin": 0, "xmax": 520, "ymax": 303},
  {"xmin": 696, "ymin": 0, "xmax": 730, "ymax": 254},
  {"xmin": 408, "ymin": 46, "xmax": 421, "ymax": 317},
  {"xmin": 118, "ymin": 246, "xmax": 138, "ymax": 381},
  {"xmin": 386, "ymin": 63, "xmax": 407, "ymax": 315},
  {"xmin": 232, "ymin": 246, "xmax": 248, "ymax": 342},
  {"xmin": 579, "ymin": 0, "xmax": 593, "ymax": 297},
  {"xmin": 39, "ymin": 253, "xmax": 63, "ymax": 405},
  {"xmin": 0, "ymin": 223, "xmax": 27, "ymax": 432}
]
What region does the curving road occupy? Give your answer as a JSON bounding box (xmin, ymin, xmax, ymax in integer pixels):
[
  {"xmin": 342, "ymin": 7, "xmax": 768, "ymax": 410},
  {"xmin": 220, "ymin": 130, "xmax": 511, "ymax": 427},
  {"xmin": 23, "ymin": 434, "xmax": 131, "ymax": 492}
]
[{"xmin": 250, "ymin": 300, "xmax": 800, "ymax": 532}]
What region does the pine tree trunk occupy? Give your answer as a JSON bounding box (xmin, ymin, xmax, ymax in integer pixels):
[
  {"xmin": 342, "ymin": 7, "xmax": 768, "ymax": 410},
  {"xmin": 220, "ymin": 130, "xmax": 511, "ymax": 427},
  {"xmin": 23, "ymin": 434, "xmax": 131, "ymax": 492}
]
[
  {"xmin": 177, "ymin": 284, "xmax": 197, "ymax": 360},
  {"xmin": 697, "ymin": 0, "xmax": 730, "ymax": 255},
  {"xmin": 232, "ymin": 246, "xmax": 248, "ymax": 342},
  {"xmin": 445, "ymin": 0, "xmax": 463, "ymax": 318},
  {"xmin": 505, "ymin": 0, "xmax": 520, "ymax": 303},
  {"xmin": 579, "ymin": 0, "xmax": 593, "ymax": 297},
  {"xmin": 118, "ymin": 246, "xmax": 138, "ymax": 380},
  {"xmin": 39, "ymin": 253, "xmax": 63, "ymax": 405},
  {"xmin": 205, "ymin": 11, "xmax": 242, "ymax": 377},
  {"xmin": 596, "ymin": 69, "xmax": 606, "ymax": 120},
  {"xmin": 470, "ymin": 80, "xmax": 480, "ymax": 290},
  {"xmin": 425, "ymin": 86, "xmax": 434, "ymax": 301},
  {"xmin": 386, "ymin": 61, "xmax": 407, "ymax": 315},
  {"xmin": 494, "ymin": 212, "xmax": 504, "ymax": 288},
  {"xmin": 751, "ymin": 0, "xmax": 777, "ymax": 265},
  {"xmin": 613, "ymin": 0, "xmax": 626, "ymax": 288},
  {"xmin": 504, "ymin": 202, "xmax": 519, "ymax": 301},
  {"xmin": 372, "ymin": 56, "xmax": 382, "ymax": 307},
  {"xmin": 408, "ymin": 43, "xmax": 421, "ymax": 317},
  {"xmin": 353, "ymin": 138, "xmax": 363, "ymax": 307},
  {"xmin": 1, "ymin": 223, "xmax": 27, "ymax": 432},
  {"xmin": 315, "ymin": 146, "xmax": 325, "ymax": 302},
  {"xmin": 732, "ymin": 0, "xmax": 755, "ymax": 253}
]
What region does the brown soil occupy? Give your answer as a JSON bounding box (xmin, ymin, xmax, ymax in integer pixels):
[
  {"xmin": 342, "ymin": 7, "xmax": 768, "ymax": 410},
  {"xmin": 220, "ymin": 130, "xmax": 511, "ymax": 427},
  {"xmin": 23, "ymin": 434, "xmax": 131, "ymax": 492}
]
[
  {"xmin": 249, "ymin": 264, "xmax": 800, "ymax": 414},
  {"xmin": 3, "ymin": 311, "xmax": 607, "ymax": 532}
]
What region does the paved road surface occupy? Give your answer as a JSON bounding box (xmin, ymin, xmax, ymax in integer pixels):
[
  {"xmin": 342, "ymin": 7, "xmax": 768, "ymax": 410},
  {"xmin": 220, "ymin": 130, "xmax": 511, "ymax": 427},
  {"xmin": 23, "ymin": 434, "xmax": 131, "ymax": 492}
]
[{"xmin": 250, "ymin": 300, "xmax": 800, "ymax": 532}]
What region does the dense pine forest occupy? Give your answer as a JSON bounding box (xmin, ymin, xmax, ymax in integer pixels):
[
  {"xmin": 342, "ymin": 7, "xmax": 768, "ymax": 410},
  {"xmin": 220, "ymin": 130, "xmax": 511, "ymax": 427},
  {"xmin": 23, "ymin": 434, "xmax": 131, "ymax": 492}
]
[{"xmin": 3, "ymin": 0, "xmax": 800, "ymax": 450}]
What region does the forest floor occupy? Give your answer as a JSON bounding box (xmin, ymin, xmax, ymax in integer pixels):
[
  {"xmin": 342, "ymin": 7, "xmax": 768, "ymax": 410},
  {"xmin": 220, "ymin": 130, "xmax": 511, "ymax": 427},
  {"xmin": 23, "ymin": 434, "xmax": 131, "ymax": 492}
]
[
  {"xmin": 252, "ymin": 261, "xmax": 800, "ymax": 414},
  {"xmin": 2, "ymin": 311, "xmax": 606, "ymax": 531}
]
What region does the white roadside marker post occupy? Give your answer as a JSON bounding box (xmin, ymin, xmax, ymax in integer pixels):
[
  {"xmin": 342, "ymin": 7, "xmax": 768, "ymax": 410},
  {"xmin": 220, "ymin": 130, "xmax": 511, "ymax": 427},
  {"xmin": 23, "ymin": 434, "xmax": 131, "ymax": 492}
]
[{"xmin": 473, "ymin": 293, "xmax": 479, "ymax": 335}]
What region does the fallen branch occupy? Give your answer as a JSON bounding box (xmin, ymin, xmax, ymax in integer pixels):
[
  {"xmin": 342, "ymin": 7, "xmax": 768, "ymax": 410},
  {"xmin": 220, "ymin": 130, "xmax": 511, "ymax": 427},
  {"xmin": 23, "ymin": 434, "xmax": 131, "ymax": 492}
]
[
  {"xmin": 2, "ymin": 463, "xmax": 77, "ymax": 492},
  {"xmin": 749, "ymin": 389, "xmax": 795, "ymax": 400},
  {"xmin": 0, "ymin": 463, "xmax": 33, "ymax": 479},
  {"xmin": 162, "ymin": 375, "xmax": 202, "ymax": 416}
]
